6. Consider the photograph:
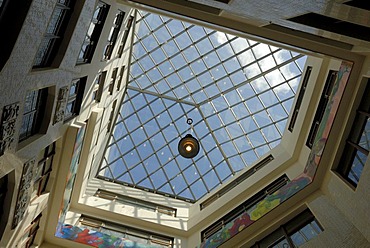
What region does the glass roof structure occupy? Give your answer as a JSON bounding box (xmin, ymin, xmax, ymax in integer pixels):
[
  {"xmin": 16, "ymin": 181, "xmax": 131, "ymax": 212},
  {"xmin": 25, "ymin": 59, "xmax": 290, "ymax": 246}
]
[{"xmin": 98, "ymin": 11, "xmax": 307, "ymax": 202}]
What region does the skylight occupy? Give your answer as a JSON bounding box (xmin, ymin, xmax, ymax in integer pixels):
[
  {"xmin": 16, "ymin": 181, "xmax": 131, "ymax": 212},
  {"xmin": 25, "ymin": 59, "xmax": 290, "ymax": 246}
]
[{"xmin": 97, "ymin": 10, "xmax": 307, "ymax": 202}]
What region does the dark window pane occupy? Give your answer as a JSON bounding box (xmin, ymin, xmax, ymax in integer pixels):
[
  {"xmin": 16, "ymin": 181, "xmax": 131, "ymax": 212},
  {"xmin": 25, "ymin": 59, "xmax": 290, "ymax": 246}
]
[
  {"xmin": 290, "ymin": 232, "xmax": 306, "ymax": 247},
  {"xmin": 348, "ymin": 150, "xmax": 366, "ymax": 185},
  {"xmin": 78, "ymin": 2, "xmax": 110, "ymax": 63},
  {"xmin": 300, "ymin": 222, "xmax": 320, "ymax": 240},
  {"xmin": 358, "ymin": 117, "xmax": 370, "ymax": 151},
  {"xmin": 33, "ymin": 1, "xmax": 73, "ymax": 67},
  {"xmin": 47, "ymin": 8, "xmax": 65, "ymax": 34},
  {"xmin": 269, "ymin": 238, "xmax": 290, "ymax": 248},
  {"xmin": 19, "ymin": 88, "xmax": 47, "ymax": 141}
]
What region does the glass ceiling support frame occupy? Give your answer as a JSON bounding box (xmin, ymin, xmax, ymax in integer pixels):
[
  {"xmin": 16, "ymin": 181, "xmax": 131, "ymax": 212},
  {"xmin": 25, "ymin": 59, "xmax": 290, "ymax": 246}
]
[
  {"xmin": 98, "ymin": 10, "xmax": 308, "ymax": 202},
  {"xmin": 131, "ymin": 31, "xmax": 304, "ymax": 110},
  {"xmin": 126, "ymin": 85, "xmax": 198, "ymax": 107},
  {"xmin": 197, "ymin": 54, "xmax": 305, "ymax": 106}
]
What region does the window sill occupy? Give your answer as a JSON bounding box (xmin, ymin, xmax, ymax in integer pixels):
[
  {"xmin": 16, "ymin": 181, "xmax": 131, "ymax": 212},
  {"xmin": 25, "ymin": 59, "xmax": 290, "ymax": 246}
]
[
  {"xmin": 331, "ymin": 170, "xmax": 357, "ymax": 191},
  {"xmin": 63, "ymin": 114, "xmax": 78, "ymax": 124},
  {"xmin": 17, "ymin": 134, "xmax": 44, "ymax": 151}
]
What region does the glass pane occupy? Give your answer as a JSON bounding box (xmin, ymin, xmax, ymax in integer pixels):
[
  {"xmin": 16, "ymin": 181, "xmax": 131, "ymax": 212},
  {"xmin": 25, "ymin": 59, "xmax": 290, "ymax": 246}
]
[
  {"xmin": 34, "ymin": 39, "xmax": 52, "ymax": 66},
  {"xmin": 47, "ymin": 8, "xmax": 64, "ymax": 34},
  {"xmin": 69, "ymin": 82, "xmax": 78, "ymax": 96},
  {"xmin": 98, "ymin": 10, "xmax": 307, "ymax": 202},
  {"xmin": 268, "ymin": 238, "xmax": 290, "ymax": 248},
  {"xmin": 358, "ymin": 116, "xmax": 370, "ymax": 151},
  {"xmin": 290, "ymin": 231, "xmax": 306, "ymax": 247},
  {"xmin": 348, "ymin": 150, "xmax": 367, "ymax": 185},
  {"xmin": 300, "ymin": 222, "xmax": 320, "ymax": 240},
  {"xmin": 33, "ymin": 163, "xmax": 44, "ymax": 182}
]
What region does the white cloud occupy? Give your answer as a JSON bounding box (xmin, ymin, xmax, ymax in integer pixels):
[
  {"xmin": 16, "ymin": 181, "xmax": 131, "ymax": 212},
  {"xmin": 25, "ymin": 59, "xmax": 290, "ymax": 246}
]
[{"xmin": 214, "ymin": 32, "xmax": 306, "ymax": 94}]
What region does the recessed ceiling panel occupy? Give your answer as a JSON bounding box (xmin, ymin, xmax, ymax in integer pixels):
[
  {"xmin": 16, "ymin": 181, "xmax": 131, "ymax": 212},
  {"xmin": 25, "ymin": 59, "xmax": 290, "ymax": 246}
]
[{"xmin": 98, "ymin": 10, "xmax": 307, "ymax": 202}]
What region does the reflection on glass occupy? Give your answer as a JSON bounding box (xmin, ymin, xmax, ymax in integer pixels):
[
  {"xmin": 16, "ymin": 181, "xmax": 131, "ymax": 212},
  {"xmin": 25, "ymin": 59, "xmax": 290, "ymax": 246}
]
[
  {"xmin": 359, "ymin": 117, "xmax": 370, "ymax": 151},
  {"xmin": 269, "ymin": 238, "xmax": 290, "ymax": 248},
  {"xmin": 348, "ymin": 150, "xmax": 366, "ymax": 184}
]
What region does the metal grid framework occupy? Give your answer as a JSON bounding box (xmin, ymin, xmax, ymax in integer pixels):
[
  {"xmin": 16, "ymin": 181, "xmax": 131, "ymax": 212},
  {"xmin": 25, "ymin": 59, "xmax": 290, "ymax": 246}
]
[{"xmin": 98, "ymin": 11, "xmax": 307, "ymax": 202}]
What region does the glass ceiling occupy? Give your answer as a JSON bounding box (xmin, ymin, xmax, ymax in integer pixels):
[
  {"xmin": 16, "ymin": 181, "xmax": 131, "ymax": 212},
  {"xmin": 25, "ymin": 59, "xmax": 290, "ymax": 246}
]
[{"xmin": 98, "ymin": 10, "xmax": 307, "ymax": 202}]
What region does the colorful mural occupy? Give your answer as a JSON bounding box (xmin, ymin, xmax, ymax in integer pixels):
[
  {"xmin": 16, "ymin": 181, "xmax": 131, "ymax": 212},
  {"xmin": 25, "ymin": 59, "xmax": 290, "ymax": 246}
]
[
  {"xmin": 198, "ymin": 61, "xmax": 353, "ymax": 248},
  {"xmin": 56, "ymin": 224, "xmax": 161, "ymax": 248},
  {"xmin": 55, "ymin": 124, "xmax": 164, "ymax": 248},
  {"xmin": 56, "ymin": 61, "xmax": 353, "ymax": 247},
  {"xmin": 198, "ymin": 174, "xmax": 312, "ymax": 248},
  {"xmin": 304, "ymin": 61, "xmax": 353, "ymax": 179},
  {"xmin": 56, "ymin": 124, "xmax": 86, "ymax": 234}
]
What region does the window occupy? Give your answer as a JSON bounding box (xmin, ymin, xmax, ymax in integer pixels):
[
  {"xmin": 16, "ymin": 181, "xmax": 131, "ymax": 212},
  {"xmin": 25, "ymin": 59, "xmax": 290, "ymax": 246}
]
[
  {"xmin": 108, "ymin": 68, "xmax": 118, "ymax": 94},
  {"xmin": 289, "ymin": 66, "xmax": 312, "ymax": 132},
  {"xmin": 77, "ymin": 1, "xmax": 110, "ymax": 64},
  {"xmin": 252, "ymin": 209, "xmax": 323, "ymax": 248},
  {"xmin": 337, "ymin": 80, "xmax": 370, "ymax": 187},
  {"xmin": 200, "ymin": 155, "xmax": 274, "ymax": 210},
  {"xmin": 117, "ymin": 16, "xmax": 134, "ymax": 58},
  {"xmin": 19, "ymin": 88, "xmax": 48, "ymax": 141},
  {"xmin": 306, "ymin": 70, "xmax": 337, "ymax": 148},
  {"xmin": 106, "ymin": 100, "xmax": 117, "ymax": 132},
  {"xmin": 103, "ymin": 11, "xmax": 125, "ymax": 60},
  {"xmin": 77, "ymin": 216, "xmax": 173, "ymax": 247},
  {"xmin": 0, "ymin": 174, "xmax": 8, "ymax": 240},
  {"xmin": 33, "ymin": 0, "xmax": 75, "ymax": 67},
  {"xmin": 116, "ymin": 66, "xmax": 125, "ymax": 91},
  {"xmin": 64, "ymin": 77, "xmax": 87, "ymax": 121},
  {"xmin": 0, "ymin": 175, "xmax": 7, "ymax": 228},
  {"xmin": 19, "ymin": 214, "xmax": 42, "ymax": 248},
  {"xmin": 92, "ymin": 71, "xmax": 107, "ymax": 102},
  {"xmin": 288, "ymin": 13, "xmax": 370, "ymax": 42},
  {"xmin": 201, "ymin": 175, "xmax": 289, "ymax": 241},
  {"xmin": 31, "ymin": 142, "xmax": 56, "ymax": 199},
  {"xmin": 95, "ymin": 189, "xmax": 177, "ymax": 216}
]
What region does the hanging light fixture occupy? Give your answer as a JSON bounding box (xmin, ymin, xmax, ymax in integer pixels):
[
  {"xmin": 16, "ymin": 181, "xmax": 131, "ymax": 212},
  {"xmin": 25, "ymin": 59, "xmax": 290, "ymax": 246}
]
[{"xmin": 178, "ymin": 118, "xmax": 200, "ymax": 159}]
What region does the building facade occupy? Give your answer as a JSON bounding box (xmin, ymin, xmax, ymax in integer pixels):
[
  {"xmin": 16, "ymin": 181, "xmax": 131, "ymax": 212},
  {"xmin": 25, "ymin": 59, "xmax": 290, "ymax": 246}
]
[{"xmin": 0, "ymin": 0, "xmax": 369, "ymax": 247}]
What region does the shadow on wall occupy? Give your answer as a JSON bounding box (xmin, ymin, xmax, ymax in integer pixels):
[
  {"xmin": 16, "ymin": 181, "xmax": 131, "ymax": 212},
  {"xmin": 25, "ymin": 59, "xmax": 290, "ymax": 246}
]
[
  {"xmin": 0, "ymin": 170, "xmax": 15, "ymax": 241},
  {"xmin": 0, "ymin": 0, "xmax": 33, "ymax": 71}
]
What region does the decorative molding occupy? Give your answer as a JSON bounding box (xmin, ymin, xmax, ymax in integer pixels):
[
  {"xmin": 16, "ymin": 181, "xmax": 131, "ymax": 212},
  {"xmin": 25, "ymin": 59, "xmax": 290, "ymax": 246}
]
[
  {"xmin": 0, "ymin": 102, "xmax": 20, "ymax": 156},
  {"xmin": 53, "ymin": 86, "xmax": 69, "ymax": 124},
  {"xmin": 12, "ymin": 158, "xmax": 36, "ymax": 229}
]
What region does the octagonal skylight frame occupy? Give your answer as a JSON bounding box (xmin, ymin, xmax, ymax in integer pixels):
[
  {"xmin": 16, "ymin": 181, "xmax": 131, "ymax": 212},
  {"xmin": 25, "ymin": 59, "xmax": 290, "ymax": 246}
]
[{"xmin": 97, "ymin": 10, "xmax": 307, "ymax": 202}]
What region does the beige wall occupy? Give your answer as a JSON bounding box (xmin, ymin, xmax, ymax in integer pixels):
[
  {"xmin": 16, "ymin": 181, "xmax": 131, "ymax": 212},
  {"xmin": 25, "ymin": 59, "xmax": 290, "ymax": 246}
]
[{"xmin": 1, "ymin": 0, "xmax": 370, "ymax": 248}]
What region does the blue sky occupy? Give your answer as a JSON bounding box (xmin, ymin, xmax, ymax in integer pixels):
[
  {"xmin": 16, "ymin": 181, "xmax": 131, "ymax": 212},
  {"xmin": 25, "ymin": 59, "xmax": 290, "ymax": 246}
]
[{"xmin": 98, "ymin": 11, "xmax": 307, "ymax": 202}]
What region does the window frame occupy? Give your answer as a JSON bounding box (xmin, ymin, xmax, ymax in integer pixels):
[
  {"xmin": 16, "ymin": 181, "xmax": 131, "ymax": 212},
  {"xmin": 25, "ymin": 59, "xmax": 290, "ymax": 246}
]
[
  {"xmin": 64, "ymin": 77, "xmax": 87, "ymax": 121},
  {"xmin": 33, "ymin": 0, "xmax": 74, "ymax": 68},
  {"xmin": 95, "ymin": 189, "xmax": 177, "ymax": 217},
  {"xmin": 0, "ymin": 175, "xmax": 8, "ymax": 229},
  {"xmin": 106, "ymin": 100, "xmax": 117, "ymax": 132},
  {"xmin": 19, "ymin": 88, "xmax": 48, "ymax": 142},
  {"xmin": 77, "ymin": 1, "xmax": 110, "ymax": 64},
  {"xmin": 201, "ymin": 174, "xmax": 289, "ymax": 241},
  {"xmin": 117, "ymin": 16, "xmax": 134, "ymax": 58},
  {"xmin": 93, "ymin": 71, "xmax": 107, "ymax": 102},
  {"xmin": 252, "ymin": 209, "xmax": 323, "ymax": 248},
  {"xmin": 103, "ymin": 10, "xmax": 125, "ymax": 60},
  {"xmin": 336, "ymin": 79, "xmax": 370, "ymax": 187},
  {"xmin": 20, "ymin": 214, "xmax": 42, "ymax": 248},
  {"xmin": 116, "ymin": 66, "xmax": 125, "ymax": 91},
  {"xmin": 108, "ymin": 67, "xmax": 118, "ymax": 94},
  {"xmin": 77, "ymin": 215, "xmax": 174, "ymax": 247},
  {"xmin": 306, "ymin": 70, "xmax": 337, "ymax": 148},
  {"xmin": 31, "ymin": 142, "xmax": 56, "ymax": 199}
]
